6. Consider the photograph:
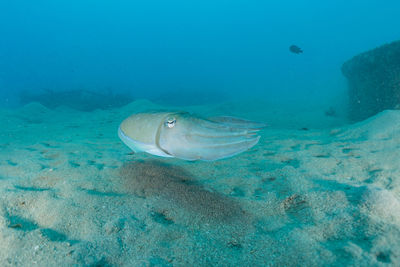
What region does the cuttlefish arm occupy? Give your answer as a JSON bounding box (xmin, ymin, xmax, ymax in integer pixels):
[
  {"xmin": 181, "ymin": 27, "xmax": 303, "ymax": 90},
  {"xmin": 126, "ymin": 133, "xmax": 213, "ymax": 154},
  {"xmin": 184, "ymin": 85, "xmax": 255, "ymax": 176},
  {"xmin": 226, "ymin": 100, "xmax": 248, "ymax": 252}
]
[
  {"xmin": 118, "ymin": 111, "xmax": 266, "ymax": 161},
  {"xmin": 208, "ymin": 116, "xmax": 268, "ymax": 130}
]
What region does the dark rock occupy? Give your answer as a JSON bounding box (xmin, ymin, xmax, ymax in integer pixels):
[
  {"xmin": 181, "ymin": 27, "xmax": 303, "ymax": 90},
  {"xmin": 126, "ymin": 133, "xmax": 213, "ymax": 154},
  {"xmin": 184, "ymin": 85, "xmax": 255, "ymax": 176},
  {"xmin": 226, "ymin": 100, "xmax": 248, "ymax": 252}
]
[
  {"xmin": 19, "ymin": 89, "xmax": 133, "ymax": 111},
  {"xmin": 342, "ymin": 40, "xmax": 400, "ymax": 121}
]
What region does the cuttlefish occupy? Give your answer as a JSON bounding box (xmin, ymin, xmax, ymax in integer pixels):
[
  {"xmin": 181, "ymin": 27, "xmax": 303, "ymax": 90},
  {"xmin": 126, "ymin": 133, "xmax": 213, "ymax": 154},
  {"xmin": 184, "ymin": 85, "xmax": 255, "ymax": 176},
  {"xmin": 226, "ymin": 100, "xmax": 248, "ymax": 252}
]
[{"xmin": 118, "ymin": 111, "xmax": 266, "ymax": 161}]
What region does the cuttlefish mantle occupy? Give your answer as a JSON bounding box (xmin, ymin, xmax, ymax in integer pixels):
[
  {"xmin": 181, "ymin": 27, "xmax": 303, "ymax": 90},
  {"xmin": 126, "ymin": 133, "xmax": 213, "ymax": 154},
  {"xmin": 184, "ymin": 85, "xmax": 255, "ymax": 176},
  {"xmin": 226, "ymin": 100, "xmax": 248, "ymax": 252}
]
[{"xmin": 118, "ymin": 111, "xmax": 266, "ymax": 161}]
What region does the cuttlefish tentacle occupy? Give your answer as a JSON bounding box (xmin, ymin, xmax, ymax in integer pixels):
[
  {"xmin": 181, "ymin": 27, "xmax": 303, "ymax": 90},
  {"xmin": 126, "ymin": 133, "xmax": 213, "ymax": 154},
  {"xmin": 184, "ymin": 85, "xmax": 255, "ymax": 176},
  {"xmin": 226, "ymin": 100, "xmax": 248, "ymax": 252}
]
[
  {"xmin": 168, "ymin": 136, "xmax": 261, "ymax": 161},
  {"xmin": 118, "ymin": 111, "xmax": 266, "ymax": 161},
  {"xmin": 172, "ymin": 113, "xmax": 261, "ymax": 137},
  {"xmin": 208, "ymin": 116, "xmax": 268, "ymax": 130}
]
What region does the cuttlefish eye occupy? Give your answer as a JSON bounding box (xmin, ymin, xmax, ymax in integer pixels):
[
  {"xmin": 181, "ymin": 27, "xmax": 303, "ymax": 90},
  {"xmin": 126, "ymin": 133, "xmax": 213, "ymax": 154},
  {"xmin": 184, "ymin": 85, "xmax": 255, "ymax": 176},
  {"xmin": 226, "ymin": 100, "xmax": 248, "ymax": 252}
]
[{"xmin": 164, "ymin": 117, "xmax": 176, "ymax": 128}]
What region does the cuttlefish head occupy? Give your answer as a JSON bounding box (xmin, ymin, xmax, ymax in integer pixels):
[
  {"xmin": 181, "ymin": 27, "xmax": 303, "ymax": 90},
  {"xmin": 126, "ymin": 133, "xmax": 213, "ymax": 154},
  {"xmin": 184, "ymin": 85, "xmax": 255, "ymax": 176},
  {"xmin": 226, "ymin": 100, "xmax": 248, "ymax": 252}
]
[{"xmin": 118, "ymin": 111, "xmax": 266, "ymax": 161}]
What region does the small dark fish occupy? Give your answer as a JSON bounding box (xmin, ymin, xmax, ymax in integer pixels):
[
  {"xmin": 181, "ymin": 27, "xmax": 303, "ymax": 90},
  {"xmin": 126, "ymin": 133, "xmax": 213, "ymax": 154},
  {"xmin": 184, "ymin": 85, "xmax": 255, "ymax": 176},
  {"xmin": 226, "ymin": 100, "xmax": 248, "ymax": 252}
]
[{"xmin": 289, "ymin": 45, "xmax": 303, "ymax": 54}]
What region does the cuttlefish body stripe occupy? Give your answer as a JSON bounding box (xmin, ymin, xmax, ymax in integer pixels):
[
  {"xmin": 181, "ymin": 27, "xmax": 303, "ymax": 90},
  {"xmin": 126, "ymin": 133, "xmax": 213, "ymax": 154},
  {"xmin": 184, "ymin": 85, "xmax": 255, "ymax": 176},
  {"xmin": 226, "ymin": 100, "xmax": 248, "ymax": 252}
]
[
  {"xmin": 118, "ymin": 126, "xmax": 173, "ymax": 157},
  {"xmin": 118, "ymin": 111, "xmax": 176, "ymax": 157},
  {"xmin": 154, "ymin": 114, "xmax": 174, "ymax": 157}
]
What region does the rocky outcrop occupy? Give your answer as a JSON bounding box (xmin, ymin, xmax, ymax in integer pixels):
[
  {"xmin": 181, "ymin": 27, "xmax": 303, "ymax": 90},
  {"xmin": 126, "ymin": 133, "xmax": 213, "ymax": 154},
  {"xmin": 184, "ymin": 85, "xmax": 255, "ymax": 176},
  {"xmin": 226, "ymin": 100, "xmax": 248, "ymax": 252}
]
[
  {"xmin": 19, "ymin": 89, "xmax": 133, "ymax": 111},
  {"xmin": 342, "ymin": 41, "xmax": 400, "ymax": 121}
]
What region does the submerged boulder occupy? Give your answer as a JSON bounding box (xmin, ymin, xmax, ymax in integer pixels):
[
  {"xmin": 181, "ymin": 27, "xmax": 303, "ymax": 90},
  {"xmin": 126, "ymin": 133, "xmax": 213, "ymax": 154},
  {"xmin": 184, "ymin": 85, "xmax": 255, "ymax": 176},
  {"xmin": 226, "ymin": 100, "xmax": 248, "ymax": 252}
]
[
  {"xmin": 342, "ymin": 41, "xmax": 400, "ymax": 121},
  {"xmin": 19, "ymin": 89, "xmax": 133, "ymax": 111}
]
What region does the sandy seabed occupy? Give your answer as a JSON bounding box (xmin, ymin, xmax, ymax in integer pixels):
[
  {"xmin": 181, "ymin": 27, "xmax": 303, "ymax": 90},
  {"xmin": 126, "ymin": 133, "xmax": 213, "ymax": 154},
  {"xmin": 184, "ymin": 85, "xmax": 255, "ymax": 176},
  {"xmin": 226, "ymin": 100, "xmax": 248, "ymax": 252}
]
[{"xmin": 0, "ymin": 100, "xmax": 399, "ymax": 266}]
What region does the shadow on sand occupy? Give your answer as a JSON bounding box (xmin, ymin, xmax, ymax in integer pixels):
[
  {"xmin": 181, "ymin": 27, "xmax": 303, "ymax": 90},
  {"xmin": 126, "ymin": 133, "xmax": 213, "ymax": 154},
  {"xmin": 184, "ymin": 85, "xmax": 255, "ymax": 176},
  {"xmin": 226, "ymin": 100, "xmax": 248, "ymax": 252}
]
[{"xmin": 119, "ymin": 160, "xmax": 246, "ymax": 223}]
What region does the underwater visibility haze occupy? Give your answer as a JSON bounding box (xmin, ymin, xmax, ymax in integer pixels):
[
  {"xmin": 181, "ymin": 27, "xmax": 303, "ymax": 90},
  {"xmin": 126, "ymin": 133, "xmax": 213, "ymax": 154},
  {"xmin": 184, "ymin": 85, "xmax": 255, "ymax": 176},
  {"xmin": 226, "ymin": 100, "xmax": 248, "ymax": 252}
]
[{"xmin": 1, "ymin": 0, "xmax": 400, "ymax": 266}]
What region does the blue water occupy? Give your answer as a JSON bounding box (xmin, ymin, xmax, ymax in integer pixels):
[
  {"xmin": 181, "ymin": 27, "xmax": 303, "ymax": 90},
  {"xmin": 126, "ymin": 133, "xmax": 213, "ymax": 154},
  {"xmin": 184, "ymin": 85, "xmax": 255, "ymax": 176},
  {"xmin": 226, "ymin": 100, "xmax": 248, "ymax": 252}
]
[{"xmin": 1, "ymin": 0, "xmax": 399, "ymax": 109}]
